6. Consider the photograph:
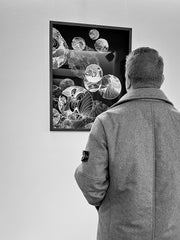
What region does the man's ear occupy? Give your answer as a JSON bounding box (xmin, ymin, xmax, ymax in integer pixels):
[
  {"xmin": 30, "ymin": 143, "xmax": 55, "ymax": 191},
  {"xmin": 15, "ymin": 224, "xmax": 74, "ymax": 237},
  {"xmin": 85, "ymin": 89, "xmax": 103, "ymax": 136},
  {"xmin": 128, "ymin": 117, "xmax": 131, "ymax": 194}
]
[
  {"xmin": 125, "ymin": 76, "xmax": 131, "ymax": 90},
  {"xmin": 161, "ymin": 74, "xmax": 165, "ymax": 84}
]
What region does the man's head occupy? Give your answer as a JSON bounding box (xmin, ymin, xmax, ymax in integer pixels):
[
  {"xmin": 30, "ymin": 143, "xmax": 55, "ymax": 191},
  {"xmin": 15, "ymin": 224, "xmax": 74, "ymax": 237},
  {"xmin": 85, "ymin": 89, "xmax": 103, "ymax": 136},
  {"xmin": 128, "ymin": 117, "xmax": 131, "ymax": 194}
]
[{"xmin": 125, "ymin": 47, "xmax": 164, "ymax": 90}]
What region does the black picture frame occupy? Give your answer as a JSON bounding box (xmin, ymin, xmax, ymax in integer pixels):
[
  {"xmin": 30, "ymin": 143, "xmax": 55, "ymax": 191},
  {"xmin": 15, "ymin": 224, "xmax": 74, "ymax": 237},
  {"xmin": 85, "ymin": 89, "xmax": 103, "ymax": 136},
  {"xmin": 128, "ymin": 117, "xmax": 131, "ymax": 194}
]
[{"xmin": 50, "ymin": 21, "xmax": 132, "ymax": 131}]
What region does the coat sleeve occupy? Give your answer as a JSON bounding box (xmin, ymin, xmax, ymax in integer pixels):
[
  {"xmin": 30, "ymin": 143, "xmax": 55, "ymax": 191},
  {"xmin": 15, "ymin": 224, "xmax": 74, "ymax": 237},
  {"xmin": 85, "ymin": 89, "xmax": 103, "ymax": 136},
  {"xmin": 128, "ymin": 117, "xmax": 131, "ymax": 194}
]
[{"xmin": 74, "ymin": 116, "xmax": 109, "ymax": 207}]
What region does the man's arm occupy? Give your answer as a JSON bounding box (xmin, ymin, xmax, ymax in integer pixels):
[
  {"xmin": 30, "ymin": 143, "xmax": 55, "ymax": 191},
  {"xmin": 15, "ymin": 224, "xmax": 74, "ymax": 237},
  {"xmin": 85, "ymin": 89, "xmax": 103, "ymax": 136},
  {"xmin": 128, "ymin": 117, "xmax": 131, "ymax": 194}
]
[{"xmin": 74, "ymin": 116, "xmax": 109, "ymax": 208}]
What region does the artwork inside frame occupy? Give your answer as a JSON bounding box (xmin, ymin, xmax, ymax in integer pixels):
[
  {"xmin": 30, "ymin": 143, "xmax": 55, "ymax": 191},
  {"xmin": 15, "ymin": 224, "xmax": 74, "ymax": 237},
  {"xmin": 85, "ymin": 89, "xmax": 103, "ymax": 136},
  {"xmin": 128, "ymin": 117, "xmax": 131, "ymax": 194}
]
[{"xmin": 50, "ymin": 21, "xmax": 132, "ymax": 131}]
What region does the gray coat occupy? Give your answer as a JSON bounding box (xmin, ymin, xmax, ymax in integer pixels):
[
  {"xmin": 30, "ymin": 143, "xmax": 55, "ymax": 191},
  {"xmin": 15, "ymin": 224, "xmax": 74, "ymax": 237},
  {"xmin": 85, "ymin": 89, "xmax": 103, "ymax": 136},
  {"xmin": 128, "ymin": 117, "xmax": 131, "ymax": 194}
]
[{"xmin": 75, "ymin": 88, "xmax": 180, "ymax": 240}]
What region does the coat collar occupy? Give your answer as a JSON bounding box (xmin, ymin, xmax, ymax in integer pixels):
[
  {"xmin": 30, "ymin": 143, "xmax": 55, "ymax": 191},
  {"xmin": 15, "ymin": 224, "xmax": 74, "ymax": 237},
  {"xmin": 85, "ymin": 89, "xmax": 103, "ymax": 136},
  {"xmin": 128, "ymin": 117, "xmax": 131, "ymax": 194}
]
[{"xmin": 111, "ymin": 88, "xmax": 173, "ymax": 108}]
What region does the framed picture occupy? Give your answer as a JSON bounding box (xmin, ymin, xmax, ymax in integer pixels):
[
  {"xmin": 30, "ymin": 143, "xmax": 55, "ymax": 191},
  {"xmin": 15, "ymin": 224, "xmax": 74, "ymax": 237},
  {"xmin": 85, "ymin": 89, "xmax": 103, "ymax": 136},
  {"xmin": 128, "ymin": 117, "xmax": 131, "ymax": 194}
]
[{"xmin": 50, "ymin": 21, "xmax": 132, "ymax": 131}]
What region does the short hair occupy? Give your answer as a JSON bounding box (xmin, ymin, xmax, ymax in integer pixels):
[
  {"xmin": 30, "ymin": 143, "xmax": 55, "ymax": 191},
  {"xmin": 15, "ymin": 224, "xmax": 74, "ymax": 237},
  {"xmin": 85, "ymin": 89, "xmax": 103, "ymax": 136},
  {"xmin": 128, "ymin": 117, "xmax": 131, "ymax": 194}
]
[{"xmin": 125, "ymin": 47, "xmax": 164, "ymax": 88}]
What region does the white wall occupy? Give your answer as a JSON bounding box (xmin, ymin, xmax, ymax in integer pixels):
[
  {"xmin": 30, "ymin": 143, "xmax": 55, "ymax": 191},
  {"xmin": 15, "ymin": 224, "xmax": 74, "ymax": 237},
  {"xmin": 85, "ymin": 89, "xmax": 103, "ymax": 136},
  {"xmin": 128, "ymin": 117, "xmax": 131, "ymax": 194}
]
[{"xmin": 0, "ymin": 0, "xmax": 180, "ymax": 239}]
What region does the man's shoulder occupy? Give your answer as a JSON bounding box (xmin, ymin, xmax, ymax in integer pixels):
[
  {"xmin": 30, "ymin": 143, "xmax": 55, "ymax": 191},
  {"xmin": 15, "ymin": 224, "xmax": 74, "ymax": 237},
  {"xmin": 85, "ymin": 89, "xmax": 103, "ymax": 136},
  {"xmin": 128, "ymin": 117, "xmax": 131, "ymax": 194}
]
[{"xmin": 97, "ymin": 103, "xmax": 130, "ymax": 123}]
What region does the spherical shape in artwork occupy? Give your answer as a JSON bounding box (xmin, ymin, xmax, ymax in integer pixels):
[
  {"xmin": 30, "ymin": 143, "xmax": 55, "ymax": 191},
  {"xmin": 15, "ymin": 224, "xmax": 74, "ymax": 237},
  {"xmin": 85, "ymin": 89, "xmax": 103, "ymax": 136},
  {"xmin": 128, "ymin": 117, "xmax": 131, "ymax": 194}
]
[
  {"xmin": 71, "ymin": 37, "xmax": 86, "ymax": 51},
  {"xmin": 94, "ymin": 38, "xmax": 109, "ymax": 52},
  {"xmin": 59, "ymin": 78, "xmax": 75, "ymax": 91},
  {"xmin": 99, "ymin": 74, "xmax": 121, "ymax": 99},
  {"xmin": 89, "ymin": 29, "xmax": 100, "ymax": 40},
  {"xmin": 85, "ymin": 64, "xmax": 103, "ymax": 83},
  {"xmin": 83, "ymin": 78, "xmax": 102, "ymax": 92}
]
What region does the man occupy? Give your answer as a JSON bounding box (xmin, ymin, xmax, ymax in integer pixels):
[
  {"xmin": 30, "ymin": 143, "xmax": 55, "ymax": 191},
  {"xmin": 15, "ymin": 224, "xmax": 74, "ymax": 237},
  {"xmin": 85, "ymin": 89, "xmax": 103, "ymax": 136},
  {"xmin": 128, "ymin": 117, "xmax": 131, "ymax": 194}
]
[{"xmin": 74, "ymin": 47, "xmax": 180, "ymax": 240}]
